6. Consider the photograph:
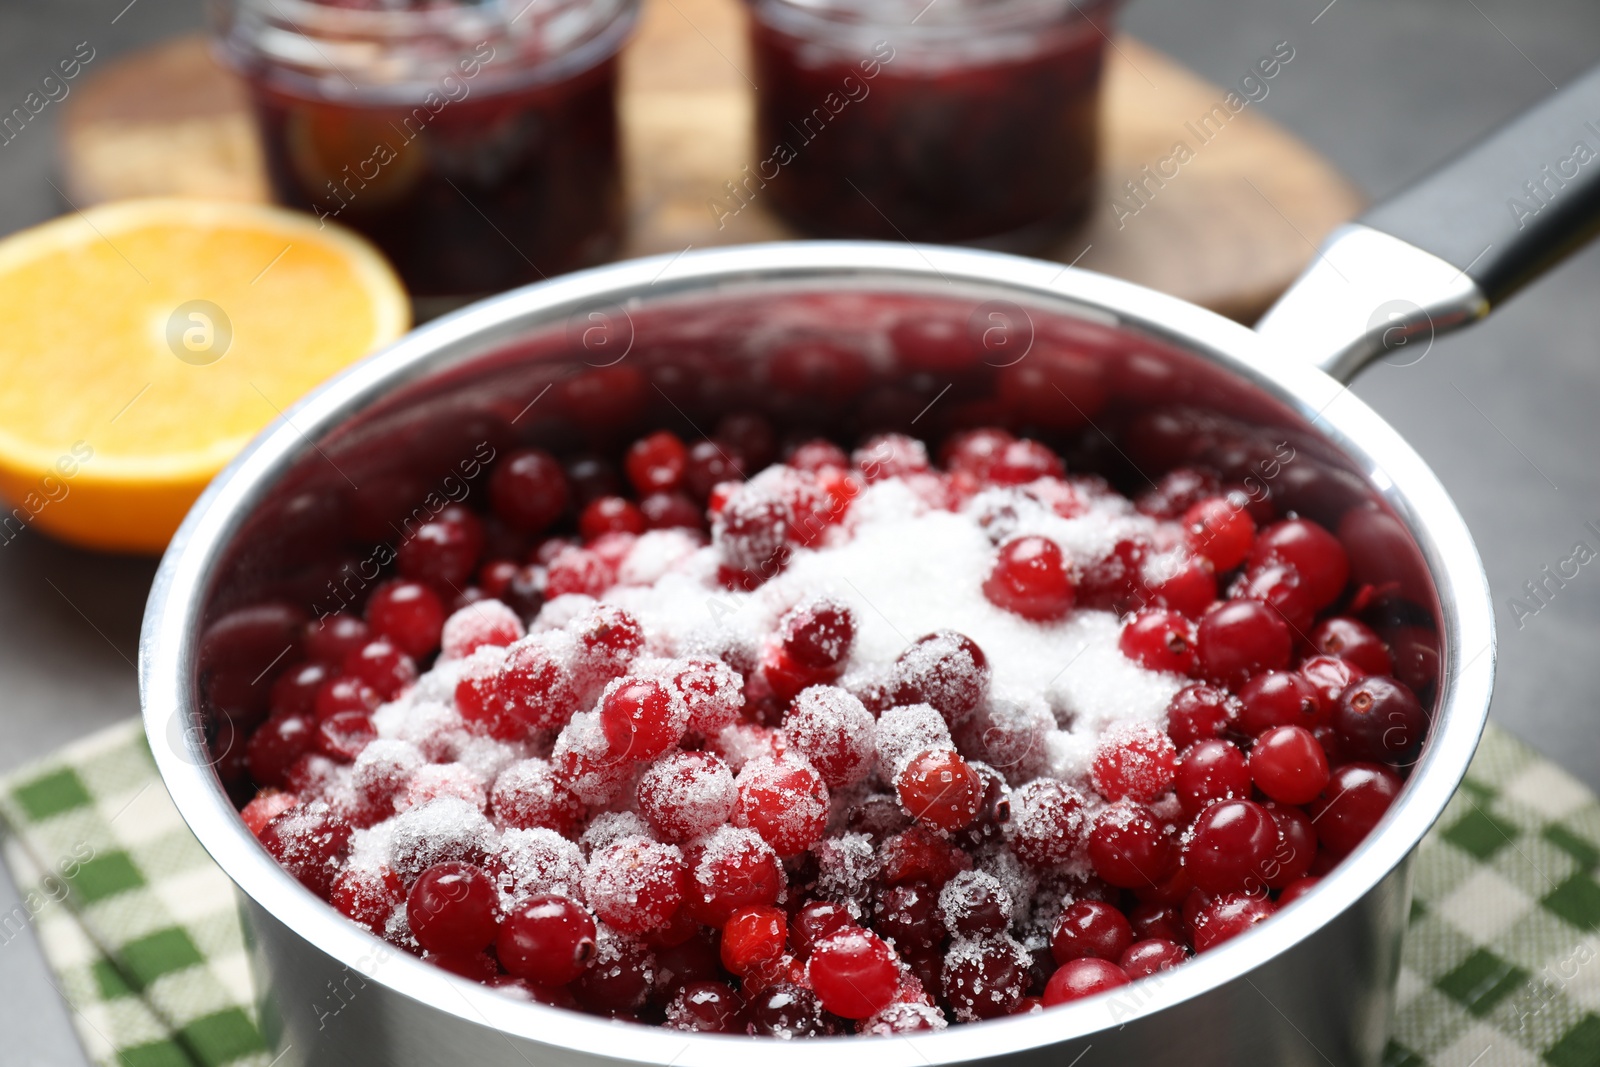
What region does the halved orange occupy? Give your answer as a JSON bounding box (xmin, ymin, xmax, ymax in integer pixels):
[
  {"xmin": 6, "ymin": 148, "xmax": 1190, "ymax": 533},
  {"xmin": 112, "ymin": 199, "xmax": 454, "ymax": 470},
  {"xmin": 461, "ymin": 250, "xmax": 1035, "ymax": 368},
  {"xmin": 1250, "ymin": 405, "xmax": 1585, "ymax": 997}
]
[{"xmin": 0, "ymin": 198, "xmax": 409, "ymax": 554}]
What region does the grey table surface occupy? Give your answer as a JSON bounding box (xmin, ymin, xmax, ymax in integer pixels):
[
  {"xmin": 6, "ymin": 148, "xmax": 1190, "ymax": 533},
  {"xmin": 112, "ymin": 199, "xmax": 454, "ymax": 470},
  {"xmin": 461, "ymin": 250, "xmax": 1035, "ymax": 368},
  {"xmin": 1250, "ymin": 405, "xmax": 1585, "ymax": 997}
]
[{"xmin": 3, "ymin": 0, "xmax": 1600, "ymax": 1062}]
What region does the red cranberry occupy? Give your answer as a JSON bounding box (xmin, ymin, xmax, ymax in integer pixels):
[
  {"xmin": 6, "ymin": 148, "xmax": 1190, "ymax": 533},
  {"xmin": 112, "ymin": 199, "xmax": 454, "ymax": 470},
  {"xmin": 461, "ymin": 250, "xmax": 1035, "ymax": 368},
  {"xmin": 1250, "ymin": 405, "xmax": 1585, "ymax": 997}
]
[
  {"xmin": 315, "ymin": 710, "xmax": 376, "ymax": 762},
  {"xmin": 1128, "ymin": 901, "xmax": 1186, "ymax": 944},
  {"xmin": 716, "ymin": 413, "xmax": 775, "ymax": 469},
  {"xmin": 734, "ymin": 755, "xmax": 828, "ymax": 857},
  {"xmin": 897, "ymin": 749, "xmax": 984, "ymax": 832},
  {"xmin": 1118, "ymin": 611, "xmax": 1199, "ymax": 676},
  {"xmin": 1236, "ymin": 520, "xmax": 1349, "ymax": 630},
  {"xmin": 1335, "ymin": 676, "xmax": 1428, "ymax": 765},
  {"xmin": 365, "ymin": 580, "xmax": 445, "ymax": 659},
  {"xmin": 888, "ymin": 630, "xmax": 990, "ymax": 723},
  {"xmin": 1308, "ymin": 762, "xmax": 1403, "ymax": 856},
  {"xmin": 874, "ymin": 880, "xmax": 946, "ymax": 947},
  {"xmin": 1183, "ymin": 496, "xmax": 1255, "ymax": 572},
  {"xmin": 666, "ymin": 981, "xmax": 741, "ymax": 1033},
  {"xmin": 1277, "ymin": 877, "xmax": 1321, "ymax": 907},
  {"xmin": 330, "ymin": 865, "xmax": 404, "ymax": 936},
  {"xmin": 987, "ymin": 439, "xmax": 1065, "ymax": 485},
  {"xmin": 397, "ymin": 509, "xmax": 484, "ymax": 591},
  {"xmin": 782, "ymin": 686, "xmax": 875, "ymax": 790},
  {"xmin": 579, "ymin": 496, "xmax": 647, "ymax": 541},
  {"xmin": 1309, "ymin": 616, "xmax": 1393, "ymax": 675},
  {"xmin": 341, "ymin": 637, "xmax": 417, "ymax": 700},
  {"xmin": 241, "ymin": 789, "xmax": 298, "ymax": 837},
  {"xmin": 779, "ymin": 595, "xmax": 855, "ymax": 671},
  {"xmin": 490, "ymin": 449, "xmax": 570, "ymax": 534},
  {"xmin": 944, "ymin": 935, "xmax": 1030, "ymax": 1020},
  {"xmin": 1087, "ymin": 802, "xmax": 1177, "ymax": 888},
  {"xmin": 879, "ymin": 825, "xmax": 973, "ymax": 888},
  {"xmin": 625, "ymin": 430, "xmax": 689, "ymax": 494},
  {"xmin": 941, "ymin": 428, "xmax": 1016, "ymax": 480},
  {"xmin": 744, "ymin": 982, "xmax": 827, "ymax": 1037},
  {"xmin": 637, "ymin": 751, "xmax": 736, "ymax": 842},
  {"xmin": 599, "ymin": 677, "xmax": 683, "ymax": 761},
  {"xmin": 571, "ymin": 929, "xmax": 655, "ymax": 1013},
  {"xmin": 304, "ymin": 614, "xmax": 370, "ymax": 666},
  {"xmin": 496, "ymin": 893, "xmax": 598, "ymax": 986},
  {"xmin": 1238, "ymin": 670, "xmax": 1325, "ymax": 736},
  {"xmin": 1136, "ymin": 467, "xmax": 1221, "ymax": 519},
  {"xmin": 640, "ymin": 492, "xmax": 702, "ymax": 530},
  {"xmin": 786, "ymin": 438, "xmax": 851, "ymax": 473},
  {"xmin": 490, "ymin": 760, "xmax": 584, "ymax": 835},
  {"xmin": 1196, "ymin": 599, "xmax": 1292, "ymax": 686},
  {"xmin": 246, "ymin": 714, "xmax": 315, "ymax": 788},
  {"xmin": 1141, "ymin": 554, "xmax": 1218, "ymax": 618},
  {"xmin": 853, "ymin": 432, "xmax": 932, "ymax": 481},
  {"xmin": 984, "ymin": 536, "xmax": 1075, "ymax": 620},
  {"xmin": 721, "ymin": 904, "xmax": 788, "ymax": 979},
  {"xmin": 584, "ymin": 837, "xmax": 688, "ymax": 933},
  {"xmin": 423, "ymin": 949, "xmax": 497, "ymax": 980},
  {"xmin": 1042, "ymin": 958, "xmax": 1129, "ymax": 1005},
  {"xmin": 1190, "ymin": 893, "xmax": 1275, "ymax": 952},
  {"xmin": 1050, "ymin": 899, "xmax": 1133, "ymax": 964},
  {"xmin": 1119, "ymin": 939, "xmax": 1187, "ymax": 978},
  {"xmin": 406, "ymin": 862, "xmax": 500, "ymax": 955},
  {"xmin": 686, "ymin": 828, "xmax": 784, "ymax": 925},
  {"xmin": 1174, "ymin": 739, "xmax": 1252, "ymax": 817},
  {"xmin": 1300, "ymin": 654, "xmax": 1366, "ymax": 718},
  {"xmin": 1249, "ymin": 725, "xmax": 1330, "ymax": 805},
  {"xmin": 258, "ymin": 804, "xmax": 350, "ymax": 898},
  {"xmin": 1006, "ymin": 779, "xmax": 1086, "ymax": 870},
  {"xmin": 1165, "ymin": 684, "xmax": 1239, "ymax": 750},
  {"xmin": 564, "ymin": 454, "xmax": 623, "ymax": 506},
  {"xmin": 1263, "ymin": 803, "xmax": 1318, "ymax": 888},
  {"xmin": 1183, "ymin": 799, "xmax": 1280, "ymax": 894},
  {"xmin": 808, "ymin": 928, "xmax": 898, "ymax": 1019},
  {"xmin": 792, "ymin": 899, "xmax": 857, "ymax": 956},
  {"xmin": 684, "ymin": 440, "xmax": 745, "ymax": 501},
  {"xmin": 938, "ymin": 871, "xmax": 1011, "ymax": 937},
  {"xmin": 270, "ymin": 662, "xmax": 330, "ymax": 718},
  {"xmin": 313, "ymin": 676, "xmax": 380, "ymax": 721},
  {"xmin": 1091, "ymin": 723, "xmax": 1178, "ymax": 803}
]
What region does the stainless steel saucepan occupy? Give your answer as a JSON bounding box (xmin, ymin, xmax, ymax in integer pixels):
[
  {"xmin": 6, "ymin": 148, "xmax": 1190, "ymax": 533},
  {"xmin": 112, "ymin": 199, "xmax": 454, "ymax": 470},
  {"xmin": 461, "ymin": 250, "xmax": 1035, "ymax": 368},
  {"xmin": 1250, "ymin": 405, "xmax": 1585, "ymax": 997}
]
[{"xmin": 142, "ymin": 65, "xmax": 1600, "ymax": 1067}]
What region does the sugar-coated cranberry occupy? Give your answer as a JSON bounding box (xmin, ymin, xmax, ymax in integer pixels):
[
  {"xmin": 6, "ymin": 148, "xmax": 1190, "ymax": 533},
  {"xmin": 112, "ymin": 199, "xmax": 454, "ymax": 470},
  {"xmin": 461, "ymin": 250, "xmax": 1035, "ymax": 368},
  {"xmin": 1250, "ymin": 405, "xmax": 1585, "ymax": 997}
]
[
  {"xmin": 1299, "ymin": 655, "xmax": 1366, "ymax": 719},
  {"xmin": 304, "ymin": 614, "xmax": 370, "ymax": 666},
  {"xmin": 1077, "ymin": 538, "xmax": 1146, "ymax": 614},
  {"xmin": 941, "ymin": 428, "xmax": 1017, "ymax": 480},
  {"xmin": 270, "ymin": 662, "xmax": 329, "ymax": 718},
  {"xmin": 1249, "ymin": 725, "xmax": 1330, "ymax": 805},
  {"xmin": 1190, "ymin": 893, "xmax": 1275, "ymax": 952},
  {"xmin": 1335, "ymin": 676, "xmax": 1428, "ymax": 765},
  {"xmin": 1308, "ymin": 762, "xmax": 1403, "ymax": 856},
  {"xmin": 787, "ymin": 438, "xmax": 851, "ymax": 473},
  {"xmin": 599, "ymin": 677, "xmax": 683, "ymax": 761},
  {"xmin": 984, "ymin": 536, "xmax": 1075, "ymax": 621},
  {"xmin": 1051, "ymin": 899, "xmax": 1133, "ymax": 964},
  {"xmin": 1006, "ymin": 779, "xmax": 1086, "ymax": 870},
  {"xmin": 1262, "ymin": 803, "xmax": 1317, "ymax": 888},
  {"xmin": 1136, "ymin": 468, "xmax": 1221, "ymax": 520},
  {"xmin": 241, "ymin": 789, "xmax": 299, "ymax": 838},
  {"xmin": 1309, "ymin": 616, "xmax": 1393, "ymax": 675},
  {"xmin": 330, "ymin": 865, "xmax": 404, "ymax": 936},
  {"xmin": 496, "ymin": 894, "xmax": 598, "ymax": 986},
  {"xmin": 579, "ymin": 496, "xmax": 647, "ymax": 541},
  {"xmin": 1238, "ymin": 670, "xmax": 1325, "ymax": 736},
  {"xmin": 1091, "ymin": 722, "xmax": 1178, "ymax": 803},
  {"xmin": 879, "ymin": 825, "xmax": 973, "ymax": 888},
  {"xmin": 1174, "ymin": 739, "xmax": 1251, "ymax": 817},
  {"xmin": 583, "ymin": 837, "xmax": 688, "ymax": 933},
  {"xmin": 665, "ymin": 981, "xmax": 741, "ymax": 1033},
  {"xmin": 625, "ymin": 431, "xmax": 689, "ymax": 494},
  {"xmin": 721, "ymin": 904, "xmax": 788, "ymax": 979},
  {"xmin": 987, "ymin": 439, "xmax": 1065, "ymax": 486},
  {"xmin": 406, "ymin": 862, "xmax": 500, "ymax": 955},
  {"xmin": 1183, "ymin": 799, "xmax": 1280, "ymax": 894},
  {"xmin": 1042, "ymin": 958, "xmax": 1129, "ymax": 1005},
  {"xmin": 365, "ymin": 580, "xmax": 445, "ymax": 659},
  {"xmin": 342, "ymin": 637, "xmax": 417, "ymax": 700},
  {"xmin": 671, "ymin": 656, "xmax": 745, "ymax": 738},
  {"xmin": 783, "ymin": 686, "xmax": 875, "ymax": 789},
  {"xmin": 938, "ymin": 871, "xmax": 1011, "ymax": 938},
  {"xmin": 640, "ymin": 492, "xmax": 702, "ymax": 530},
  {"xmin": 853, "ymin": 433, "xmax": 931, "ymax": 482},
  {"xmin": 1165, "ymin": 684, "xmax": 1239, "ymax": 750},
  {"xmin": 897, "ymin": 749, "xmax": 984, "ymax": 832},
  {"xmin": 1196, "ymin": 599, "xmax": 1292, "ymax": 686},
  {"xmin": 1087, "ymin": 802, "xmax": 1177, "ymax": 888},
  {"xmin": 1119, "ymin": 939, "xmax": 1187, "ymax": 978},
  {"xmin": 686, "ymin": 828, "xmax": 784, "ymax": 925},
  {"xmin": 315, "ymin": 710, "xmax": 376, "ymax": 762},
  {"xmin": 637, "ymin": 751, "xmax": 737, "ymax": 842},
  {"xmin": 313, "ymin": 676, "xmax": 380, "ymax": 721},
  {"xmin": 490, "ymin": 759, "xmax": 584, "ymax": 835},
  {"xmin": 1183, "ymin": 496, "xmax": 1255, "ymax": 572},
  {"xmin": 874, "ymin": 879, "xmax": 946, "ymax": 947},
  {"xmin": 439, "ymin": 600, "xmax": 524, "ymax": 661},
  {"xmin": 744, "ymin": 982, "xmax": 828, "ymax": 1037},
  {"xmin": 1118, "ymin": 611, "xmax": 1199, "ymax": 676},
  {"xmin": 246, "ymin": 713, "xmax": 315, "ymax": 788},
  {"xmin": 571, "ymin": 927, "xmax": 656, "ymax": 1013},
  {"xmin": 888, "ymin": 631, "xmax": 990, "ymax": 723},
  {"xmin": 258, "ymin": 803, "xmax": 351, "ymax": 899},
  {"xmin": 733, "ymin": 755, "xmax": 828, "ymax": 856},
  {"xmin": 779, "ymin": 595, "xmax": 856, "ymax": 670},
  {"xmin": 490, "ymin": 449, "xmax": 570, "ymax": 534},
  {"xmin": 944, "ymin": 935, "xmax": 1030, "ymax": 1020},
  {"xmin": 1277, "ymin": 877, "xmax": 1321, "ymax": 907},
  {"xmin": 397, "ymin": 509, "xmax": 484, "ymax": 591},
  {"xmin": 807, "ymin": 928, "xmax": 898, "ymax": 1019}
]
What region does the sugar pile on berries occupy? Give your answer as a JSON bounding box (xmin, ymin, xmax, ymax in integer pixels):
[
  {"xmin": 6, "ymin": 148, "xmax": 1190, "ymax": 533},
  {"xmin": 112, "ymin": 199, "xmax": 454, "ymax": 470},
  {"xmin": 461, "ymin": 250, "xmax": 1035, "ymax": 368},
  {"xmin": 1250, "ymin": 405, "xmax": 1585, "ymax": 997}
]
[{"xmin": 233, "ymin": 423, "xmax": 1429, "ymax": 1034}]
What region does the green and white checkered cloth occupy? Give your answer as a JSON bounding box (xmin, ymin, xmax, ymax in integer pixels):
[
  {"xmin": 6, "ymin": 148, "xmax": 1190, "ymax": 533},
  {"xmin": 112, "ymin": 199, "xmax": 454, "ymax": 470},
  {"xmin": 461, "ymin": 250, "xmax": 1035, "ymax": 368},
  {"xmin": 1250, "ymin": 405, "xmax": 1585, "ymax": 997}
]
[{"xmin": 2, "ymin": 719, "xmax": 1598, "ymax": 1067}]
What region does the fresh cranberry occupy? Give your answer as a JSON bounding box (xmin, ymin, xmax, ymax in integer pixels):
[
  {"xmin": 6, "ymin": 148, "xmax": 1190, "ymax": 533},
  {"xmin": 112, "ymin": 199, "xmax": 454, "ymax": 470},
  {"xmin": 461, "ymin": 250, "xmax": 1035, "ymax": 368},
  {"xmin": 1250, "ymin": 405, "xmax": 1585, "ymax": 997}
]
[
  {"xmin": 1309, "ymin": 616, "xmax": 1393, "ymax": 674},
  {"xmin": 1335, "ymin": 676, "xmax": 1428, "ymax": 764},
  {"xmin": 734, "ymin": 755, "xmax": 828, "ymax": 857},
  {"xmin": 1042, "ymin": 958, "xmax": 1129, "ymax": 1005},
  {"xmin": 716, "ymin": 413, "xmax": 776, "ymax": 470},
  {"xmin": 1236, "ymin": 520, "xmax": 1349, "ymax": 630},
  {"xmin": 1238, "ymin": 670, "xmax": 1325, "ymax": 735},
  {"xmin": 571, "ymin": 929, "xmax": 655, "ymax": 1013},
  {"xmin": 584, "ymin": 837, "xmax": 688, "ymax": 933},
  {"xmin": 984, "ymin": 536, "xmax": 1075, "ymax": 620},
  {"xmin": 1006, "ymin": 779, "xmax": 1086, "ymax": 870},
  {"xmin": 1174, "ymin": 739, "xmax": 1252, "ymax": 817},
  {"xmin": 1128, "ymin": 901, "xmax": 1186, "ymax": 944},
  {"xmin": 744, "ymin": 982, "xmax": 828, "ymax": 1037},
  {"xmin": 397, "ymin": 509, "xmax": 485, "ymax": 591},
  {"xmin": 987, "ymin": 439, "xmax": 1065, "ymax": 485},
  {"xmin": 787, "ymin": 438, "xmax": 851, "ymax": 473},
  {"xmin": 1183, "ymin": 496, "xmax": 1255, "ymax": 571},
  {"xmin": 943, "ymin": 935, "xmax": 1030, "ymax": 1020},
  {"xmin": 1183, "ymin": 799, "xmax": 1280, "ymax": 894},
  {"xmin": 1190, "ymin": 893, "xmax": 1275, "ymax": 952},
  {"xmin": 315, "ymin": 710, "xmax": 376, "ymax": 762},
  {"xmin": 1136, "ymin": 468, "xmax": 1221, "ymax": 520},
  {"xmin": 1118, "ymin": 610, "xmax": 1199, "ymax": 675},
  {"xmin": 791, "ymin": 899, "xmax": 857, "ymax": 956},
  {"xmin": 341, "ymin": 637, "xmax": 417, "ymax": 700},
  {"xmin": 1051, "ymin": 899, "xmax": 1133, "ymax": 964},
  {"xmin": 778, "ymin": 595, "xmax": 855, "ymax": 671},
  {"xmin": 1263, "ymin": 803, "xmax": 1318, "ymax": 888},
  {"xmin": 1300, "ymin": 655, "xmax": 1366, "ymax": 718},
  {"xmin": 241, "ymin": 789, "xmax": 299, "ymax": 837},
  {"xmin": 365, "ymin": 580, "xmax": 445, "ymax": 659},
  {"xmin": 1249, "ymin": 725, "xmax": 1330, "ymax": 805},
  {"xmin": 1077, "ymin": 539, "xmax": 1146, "ymax": 613},
  {"xmin": 423, "ymin": 949, "xmax": 497, "ymax": 980},
  {"xmin": 270, "ymin": 662, "xmax": 330, "ymax": 718},
  {"xmin": 496, "ymin": 894, "xmax": 598, "ymax": 986},
  {"xmin": 938, "ymin": 871, "xmax": 1010, "ymax": 937},
  {"xmin": 1165, "ymin": 684, "xmax": 1239, "ymax": 750},
  {"xmin": 1141, "ymin": 554, "xmax": 1218, "ymax": 618},
  {"xmin": 853, "ymin": 432, "xmax": 932, "ymax": 481},
  {"xmin": 1091, "ymin": 723, "xmax": 1178, "ymax": 803},
  {"xmin": 407, "ymin": 861, "xmax": 500, "ymax": 955},
  {"xmin": 490, "ymin": 449, "xmax": 570, "ymax": 534},
  {"xmin": 330, "ymin": 865, "xmax": 404, "ymax": 936},
  {"xmin": 874, "ymin": 880, "xmax": 946, "ymax": 947},
  {"xmin": 1087, "ymin": 802, "xmax": 1177, "ymax": 888},
  {"xmin": 545, "ymin": 547, "xmax": 615, "ymax": 597},
  {"xmin": 879, "ymin": 825, "xmax": 974, "ymax": 888},
  {"xmin": 599, "ymin": 677, "xmax": 683, "ymax": 761},
  {"xmin": 303, "ymin": 614, "xmax": 370, "ymax": 666},
  {"xmin": 897, "ymin": 749, "xmax": 984, "ymax": 832},
  {"xmin": 686, "ymin": 828, "xmax": 784, "ymax": 925},
  {"xmin": 625, "ymin": 431, "xmax": 689, "ymax": 494},
  {"xmin": 563, "ymin": 454, "xmax": 623, "ymax": 505},
  {"xmin": 246, "ymin": 714, "xmax": 314, "ymax": 788},
  {"xmin": 313, "ymin": 676, "xmax": 380, "ymax": 721},
  {"xmin": 636, "ymin": 751, "xmax": 737, "ymax": 842},
  {"xmin": 258, "ymin": 804, "xmax": 350, "ymax": 898},
  {"xmin": 721, "ymin": 904, "xmax": 788, "ymax": 979},
  {"xmin": 666, "ymin": 981, "xmax": 741, "ymax": 1033},
  {"xmin": 1277, "ymin": 877, "xmax": 1321, "ymax": 907},
  {"xmin": 807, "ymin": 928, "xmax": 898, "ymax": 1019},
  {"xmin": 941, "ymin": 428, "xmax": 1017, "ymax": 480},
  {"xmin": 1196, "ymin": 599, "xmax": 1292, "ymax": 686},
  {"xmin": 887, "ymin": 631, "xmax": 990, "ymax": 723},
  {"xmin": 1119, "ymin": 939, "xmax": 1187, "ymax": 978},
  {"xmin": 640, "ymin": 492, "xmax": 703, "ymax": 530},
  {"xmin": 1309, "ymin": 762, "xmax": 1403, "ymax": 856},
  {"xmin": 684, "ymin": 440, "xmax": 745, "ymax": 501}
]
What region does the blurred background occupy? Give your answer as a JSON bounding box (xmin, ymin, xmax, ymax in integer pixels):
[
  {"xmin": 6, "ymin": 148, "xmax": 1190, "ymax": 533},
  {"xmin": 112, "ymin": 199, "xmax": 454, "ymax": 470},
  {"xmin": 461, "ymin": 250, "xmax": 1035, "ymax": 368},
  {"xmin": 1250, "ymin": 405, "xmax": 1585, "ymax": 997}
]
[{"xmin": 3, "ymin": 0, "xmax": 1599, "ymax": 1062}]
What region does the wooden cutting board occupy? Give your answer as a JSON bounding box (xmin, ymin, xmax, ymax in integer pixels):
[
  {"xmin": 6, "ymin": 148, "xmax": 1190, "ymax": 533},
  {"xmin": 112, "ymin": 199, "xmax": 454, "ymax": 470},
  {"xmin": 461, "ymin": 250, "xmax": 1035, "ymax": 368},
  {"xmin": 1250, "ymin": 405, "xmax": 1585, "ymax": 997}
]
[{"xmin": 58, "ymin": 0, "xmax": 1363, "ymax": 322}]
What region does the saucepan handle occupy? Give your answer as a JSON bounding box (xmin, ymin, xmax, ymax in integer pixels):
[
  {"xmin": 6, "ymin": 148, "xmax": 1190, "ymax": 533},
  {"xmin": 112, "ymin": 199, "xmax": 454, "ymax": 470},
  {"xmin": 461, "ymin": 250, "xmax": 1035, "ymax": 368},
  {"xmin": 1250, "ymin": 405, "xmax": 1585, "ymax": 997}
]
[{"xmin": 1256, "ymin": 63, "xmax": 1600, "ymax": 383}]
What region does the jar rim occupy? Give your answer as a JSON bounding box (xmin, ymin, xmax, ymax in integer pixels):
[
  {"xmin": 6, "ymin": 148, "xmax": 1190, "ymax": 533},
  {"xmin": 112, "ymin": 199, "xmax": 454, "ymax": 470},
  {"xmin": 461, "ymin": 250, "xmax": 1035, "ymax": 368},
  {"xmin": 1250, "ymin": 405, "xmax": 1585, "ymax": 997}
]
[{"xmin": 751, "ymin": 0, "xmax": 1118, "ymax": 34}]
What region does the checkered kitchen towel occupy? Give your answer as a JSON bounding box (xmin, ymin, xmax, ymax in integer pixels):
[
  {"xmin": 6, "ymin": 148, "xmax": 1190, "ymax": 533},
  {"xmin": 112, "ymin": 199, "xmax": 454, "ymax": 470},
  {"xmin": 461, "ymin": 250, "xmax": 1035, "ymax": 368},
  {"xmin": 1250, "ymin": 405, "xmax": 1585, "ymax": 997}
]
[{"xmin": 2, "ymin": 720, "xmax": 1599, "ymax": 1067}]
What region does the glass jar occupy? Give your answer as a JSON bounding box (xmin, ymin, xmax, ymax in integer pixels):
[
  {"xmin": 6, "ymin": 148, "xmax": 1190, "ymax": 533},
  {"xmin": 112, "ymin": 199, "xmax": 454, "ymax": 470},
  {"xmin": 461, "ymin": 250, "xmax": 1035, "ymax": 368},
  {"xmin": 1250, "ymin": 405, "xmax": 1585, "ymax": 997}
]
[
  {"xmin": 746, "ymin": 0, "xmax": 1117, "ymax": 248},
  {"xmin": 211, "ymin": 0, "xmax": 639, "ymax": 299}
]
